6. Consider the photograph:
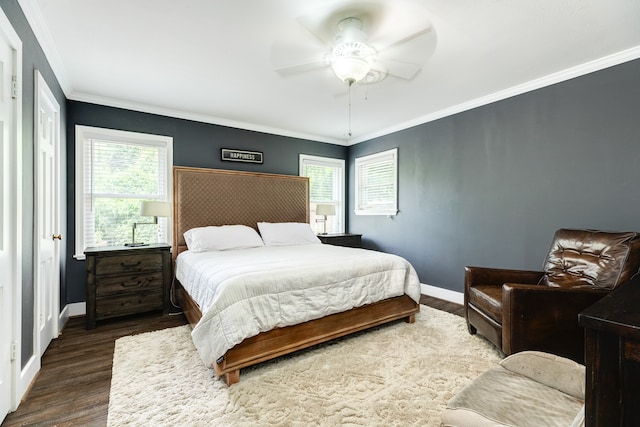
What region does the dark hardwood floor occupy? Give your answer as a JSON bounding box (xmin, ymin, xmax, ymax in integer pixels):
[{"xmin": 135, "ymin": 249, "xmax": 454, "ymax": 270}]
[
  {"xmin": 420, "ymin": 294, "xmax": 464, "ymax": 317},
  {"xmin": 2, "ymin": 296, "xmax": 462, "ymax": 427},
  {"xmin": 2, "ymin": 312, "xmax": 187, "ymax": 427}
]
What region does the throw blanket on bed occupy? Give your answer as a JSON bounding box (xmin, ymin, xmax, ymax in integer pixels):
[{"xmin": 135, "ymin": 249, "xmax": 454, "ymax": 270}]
[{"xmin": 175, "ymin": 244, "xmax": 421, "ymax": 366}]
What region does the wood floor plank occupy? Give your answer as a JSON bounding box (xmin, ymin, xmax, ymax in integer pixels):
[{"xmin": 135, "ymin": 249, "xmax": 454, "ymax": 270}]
[
  {"xmin": 3, "ymin": 297, "xmax": 462, "ymax": 426},
  {"xmin": 3, "ymin": 311, "xmax": 187, "ymax": 427}
]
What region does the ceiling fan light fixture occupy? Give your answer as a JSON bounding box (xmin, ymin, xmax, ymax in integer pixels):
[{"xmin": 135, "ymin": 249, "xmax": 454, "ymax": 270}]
[
  {"xmin": 331, "ymin": 54, "xmax": 372, "ymax": 84},
  {"xmin": 329, "ymin": 17, "xmax": 376, "ymax": 85}
]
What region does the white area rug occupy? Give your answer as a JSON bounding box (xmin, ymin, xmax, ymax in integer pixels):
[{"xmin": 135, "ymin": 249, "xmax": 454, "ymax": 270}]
[{"xmin": 108, "ymin": 306, "xmax": 502, "ymax": 426}]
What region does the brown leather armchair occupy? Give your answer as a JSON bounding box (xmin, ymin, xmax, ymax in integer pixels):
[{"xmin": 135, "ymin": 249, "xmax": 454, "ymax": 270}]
[{"xmin": 465, "ymin": 228, "xmax": 640, "ymax": 363}]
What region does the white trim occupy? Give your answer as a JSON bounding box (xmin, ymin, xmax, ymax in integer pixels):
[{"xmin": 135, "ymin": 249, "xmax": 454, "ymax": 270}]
[
  {"xmin": 11, "ymin": 45, "xmax": 24, "ymax": 415},
  {"xmin": 34, "ymin": 69, "xmax": 62, "ymax": 357},
  {"xmin": 70, "ymin": 92, "xmax": 349, "ymax": 146},
  {"xmin": 58, "ymin": 305, "xmax": 69, "ymax": 335},
  {"xmin": 16, "ymin": 0, "xmax": 70, "ymax": 93},
  {"xmin": 19, "ymin": 0, "xmax": 346, "ymax": 146},
  {"xmin": 350, "ymin": 46, "xmax": 640, "ymax": 145},
  {"xmin": 74, "ymin": 125, "xmax": 173, "ymax": 259},
  {"xmin": 57, "ymin": 303, "xmax": 86, "ymax": 335},
  {"xmin": 65, "ymin": 47, "xmax": 640, "ymax": 148},
  {"xmin": 421, "ymin": 283, "xmax": 464, "ymax": 306},
  {"xmin": 354, "ymin": 209, "xmax": 398, "ymax": 216},
  {"xmin": 299, "ymin": 154, "xmax": 346, "ymax": 234},
  {"xmin": 0, "ymin": 7, "xmax": 24, "ymax": 414},
  {"xmin": 16, "ymin": 1, "xmax": 640, "ymax": 147},
  {"xmin": 65, "ymin": 302, "xmax": 86, "ymax": 318},
  {"xmin": 16, "ymin": 354, "xmax": 38, "ymax": 406},
  {"xmin": 354, "ymin": 148, "xmax": 398, "ymax": 216}
]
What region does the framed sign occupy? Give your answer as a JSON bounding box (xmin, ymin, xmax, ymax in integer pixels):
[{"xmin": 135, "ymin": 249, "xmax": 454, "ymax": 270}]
[{"xmin": 221, "ymin": 148, "xmax": 264, "ymax": 164}]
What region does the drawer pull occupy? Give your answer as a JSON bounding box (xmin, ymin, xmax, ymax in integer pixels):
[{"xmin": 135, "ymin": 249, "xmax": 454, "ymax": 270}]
[
  {"xmin": 121, "ymin": 280, "xmax": 143, "ymax": 288},
  {"xmin": 120, "ymin": 261, "xmax": 142, "ymax": 269}
]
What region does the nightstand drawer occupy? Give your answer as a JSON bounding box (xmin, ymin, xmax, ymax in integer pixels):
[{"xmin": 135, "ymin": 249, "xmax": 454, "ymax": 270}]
[
  {"xmin": 95, "ymin": 272, "xmax": 164, "ymax": 297},
  {"xmin": 95, "ymin": 290, "xmax": 163, "ymax": 320},
  {"xmin": 95, "ymin": 253, "xmax": 163, "ymax": 276},
  {"xmin": 85, "ymin": 243, "xmax": 171, "ymax": 329}
]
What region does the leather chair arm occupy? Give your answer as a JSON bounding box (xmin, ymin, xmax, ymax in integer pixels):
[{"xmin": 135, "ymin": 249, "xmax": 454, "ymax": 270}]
[
  {"xmin": 502, "ymin": 284, "xmax": 608, "ymax": 362},
  {"xmin": 465, "ymin": 266, "xmax": 544, "ymax": 290}
]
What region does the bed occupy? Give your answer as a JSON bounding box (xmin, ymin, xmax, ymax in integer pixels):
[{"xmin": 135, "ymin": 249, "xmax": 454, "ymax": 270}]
[{"xmin": 172, "ymin": 166, "xmax": 421, "ymax": 385}]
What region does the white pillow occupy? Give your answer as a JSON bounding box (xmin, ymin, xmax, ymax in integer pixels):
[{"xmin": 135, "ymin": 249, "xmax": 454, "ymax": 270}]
[
  {"xmin": 257, "ymin": 222, "xmax": 321, "ymax": 246},
  {"xmin": 183, "ymin": 225, "xmax": 264, "ymax": 252}
]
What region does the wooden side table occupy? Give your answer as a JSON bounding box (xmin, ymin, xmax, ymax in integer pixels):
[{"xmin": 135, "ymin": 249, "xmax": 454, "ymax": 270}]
[
  {"xmin": 317, "ymin": 233, "xmax": 362, "ymax": 248},
  {"xmin": 84, "ymin": 243, "xmax": 171, "ymax": 329},
  {"xmin": 579, "ymin": 276, "xmax": 640, "ymax": 426}
]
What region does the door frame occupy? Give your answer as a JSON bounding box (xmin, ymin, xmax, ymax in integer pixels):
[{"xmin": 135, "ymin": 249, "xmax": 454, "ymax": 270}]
[
  {"xmin": 34, "ymin": 69, "xmax": 61, "ymax": 356},
  {"xmin": 0, "ymin": 7, "xmax": 23, "ymax": 414}
]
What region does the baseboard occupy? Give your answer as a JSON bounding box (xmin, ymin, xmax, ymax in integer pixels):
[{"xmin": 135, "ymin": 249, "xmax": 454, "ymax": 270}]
[
  {"xmin": 16, "ymin": 353, "xmax": 40, "ymax": 408},
  {"xmin": 65, "ymin": 302, "xmax": 86, "ymax": 317},
  {"xmin": 421, "ymin": 283, "xmax": 464, "ymax": 305},
  {"xmin": 58, "ymin": 305, "xmax": 69, "ymax": 335},
  {"xmin": 15, "ymin": 303, "xmax": 85, "ymax": 410}
]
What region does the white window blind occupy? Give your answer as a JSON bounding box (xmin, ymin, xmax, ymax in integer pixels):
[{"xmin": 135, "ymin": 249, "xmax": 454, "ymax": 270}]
[
  {"xmin": 75, "ymin": 126, "xmax": 173, "ymax": 258},
  {"xmin": 355, "ymin": 148, "xmax": 398, "ymax": 216},
  {"xmin": 299, "ymin": 154, "xmax": 345, "ymax": 234}
]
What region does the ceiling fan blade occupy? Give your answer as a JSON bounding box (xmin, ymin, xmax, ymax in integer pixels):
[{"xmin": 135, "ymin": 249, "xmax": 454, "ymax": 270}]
[
  {"xmin": 371, "ymin": 58, "xmax": 421, "ymax": 80},
  {"xmin": 274, "ymin": 61, "xmax": 329, "ymax": 77},
  {"xmin": 381, "ymin": 26, "xmax": 433, "ymax": 48},
  {"xmin": 375, "ymin": 27, "xmax": 437, "ymax": 66},
  {"xmin": 271, "ymin": 41, "xmax": 329, "ymax": 77},
  {"xmin": 297, "ymin": 14, "xmax": 335, "ymax": 46}
]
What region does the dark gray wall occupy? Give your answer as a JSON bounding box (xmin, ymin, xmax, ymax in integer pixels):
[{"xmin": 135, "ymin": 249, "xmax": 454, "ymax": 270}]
[
  {"xmin": 1, "ymin": 0, "xmax": 68, "ymax": 367},
  {"xmin": 66, "ymin": 101, "xmax": 348, "ymax": 302},
  {"xmin": 348, "ymin": 59, "xmax": 640, "ymax": 293},
  {"xmin": 6, "ymin": 0, "xmax": 640, "ymax": 367}
]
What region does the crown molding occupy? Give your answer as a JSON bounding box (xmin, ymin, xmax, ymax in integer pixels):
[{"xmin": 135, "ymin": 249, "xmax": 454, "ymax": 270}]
[
  {"xmin": 16, "ymin": 0, "xmax": 640, "ymax": 147},
  {"xmin": 68, "ymin": 91, "xmax": 348, "ymax": 146},
  {"xmin": 19, "ymin": 0, "xmax": 345, "ymax": 145},
  {"xmin": 349, "ymin": 46, "xmax": 640, "ymax": 145},
  {"xmin": 18, "ymin": 0, "xmax": 70, "ymax": 93}
]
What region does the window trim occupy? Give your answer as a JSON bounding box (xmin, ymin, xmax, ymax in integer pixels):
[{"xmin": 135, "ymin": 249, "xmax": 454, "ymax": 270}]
[
  {"xmin": 74, "ymin": 125, "xmax": 173, "ymax": 259},
  {"xmin": 354, "ymin": 148, "xmax": 398, "ymax": 216},
  {"xmin": 299, "ymin": 154, "xmax": 345, "ymax": 234}
]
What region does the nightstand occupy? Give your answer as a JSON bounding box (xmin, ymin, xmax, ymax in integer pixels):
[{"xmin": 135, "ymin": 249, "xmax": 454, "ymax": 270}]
[
  {"xmin": 84, "ymin": 243, "xmax": 171, "ymax": 329},
  {"xmin": 317, "ymin": 233, "xmax": 362, "ymax": 248}
]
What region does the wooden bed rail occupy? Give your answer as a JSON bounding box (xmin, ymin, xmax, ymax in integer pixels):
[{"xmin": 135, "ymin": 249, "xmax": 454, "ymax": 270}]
[{"xmin": 176, "ymin": 281, "xmax": 418, "ymax": 386}]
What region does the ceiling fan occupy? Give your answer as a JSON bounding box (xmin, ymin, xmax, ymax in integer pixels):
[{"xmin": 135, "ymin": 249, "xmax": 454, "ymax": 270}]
[{"xmin": 271, "ymin": 2, "xmax": 437, "ymax": 87}]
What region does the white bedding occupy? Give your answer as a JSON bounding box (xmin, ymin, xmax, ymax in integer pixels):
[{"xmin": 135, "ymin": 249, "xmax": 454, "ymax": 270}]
[{"xmin": 175, "ymin": 244, "xmax": 421, "ymax": 366}]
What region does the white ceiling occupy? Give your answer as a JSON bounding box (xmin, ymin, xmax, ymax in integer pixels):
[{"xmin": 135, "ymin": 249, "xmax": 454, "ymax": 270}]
[{"xmin": 19, "ymin": 0, "xmax": 640, "ymax": 145}]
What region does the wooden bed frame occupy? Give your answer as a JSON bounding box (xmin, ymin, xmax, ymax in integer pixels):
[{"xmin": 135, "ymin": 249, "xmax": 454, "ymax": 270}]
[{"xmin": 172, "ymin": 166, "xmax": 419, "ymax": 385}]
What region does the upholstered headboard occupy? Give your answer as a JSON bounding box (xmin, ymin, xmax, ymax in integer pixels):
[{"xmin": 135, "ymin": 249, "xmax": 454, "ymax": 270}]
[{"xmin": 172, "ymin": 166, "xmax": 310, "ymax": 257}]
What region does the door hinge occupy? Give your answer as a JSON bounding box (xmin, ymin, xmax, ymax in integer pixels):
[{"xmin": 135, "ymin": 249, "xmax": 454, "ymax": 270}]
[
  {"xmin": 10, "ymin": 341, "xmax": 16, "ymax": 361},
  {"xmin": 11, "ymin": 75, "xmax": 17, "ymax": 99}
]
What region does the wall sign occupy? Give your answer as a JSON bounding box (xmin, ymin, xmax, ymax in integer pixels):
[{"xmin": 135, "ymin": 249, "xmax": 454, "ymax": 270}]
[{"xmin": 221, "ymin": 148, "xmax": 263, "ymax": 164}]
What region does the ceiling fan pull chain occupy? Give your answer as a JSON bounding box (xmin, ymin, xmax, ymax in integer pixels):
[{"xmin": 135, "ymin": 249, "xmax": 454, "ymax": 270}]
[
  {"xmin": 348, "ymin": 81, "xmax": 353, "ymax": 137},
  {"xmin": 364, "ymin": 76, "xmax": 369, "ymax": 101}
]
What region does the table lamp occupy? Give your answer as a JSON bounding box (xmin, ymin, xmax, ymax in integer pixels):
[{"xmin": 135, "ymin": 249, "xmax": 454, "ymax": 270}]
[
  {"xmin": 125, "ymin": 200, "xmax": 171, "ymax": 247},
  {"xmin": 315, "ymin": 203, "xmax": 336, "ymax": 235}
]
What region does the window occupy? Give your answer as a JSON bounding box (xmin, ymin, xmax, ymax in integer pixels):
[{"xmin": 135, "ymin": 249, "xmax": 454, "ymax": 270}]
[
  {"xmin": 355, "ymin": 148, "xmax": 398, "ymax": 216},
  {"xmin": 75, "ymin": 126, "xmax": 173, "ymax": 259},
  {"xmin": 299, "ymin": 154, "xmax": 345, "ymax": 234}
]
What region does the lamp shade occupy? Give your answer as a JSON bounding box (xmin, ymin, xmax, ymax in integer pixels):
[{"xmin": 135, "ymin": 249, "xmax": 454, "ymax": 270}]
[
  {"xmin": 140, "ymin": 201, "xmax": 171, "ymax": 217},
  {"xmin": 316, "ymin": 203, "xmax": 336, "ymax": 216}
]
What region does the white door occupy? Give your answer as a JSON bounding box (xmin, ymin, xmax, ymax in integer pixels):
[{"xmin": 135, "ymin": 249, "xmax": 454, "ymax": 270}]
[
  {"xmin": 0, "ymin": 15, "xmax": 18, "ymax": 423},
  {"xmin": 35, "ymin": 70, "xmax": 61, "ymax": 357}
]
